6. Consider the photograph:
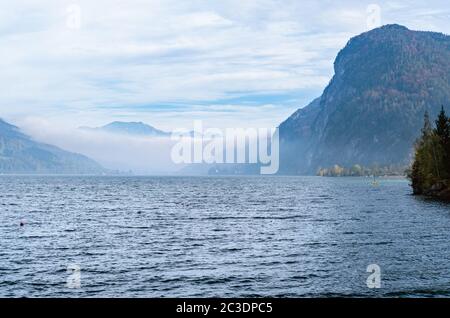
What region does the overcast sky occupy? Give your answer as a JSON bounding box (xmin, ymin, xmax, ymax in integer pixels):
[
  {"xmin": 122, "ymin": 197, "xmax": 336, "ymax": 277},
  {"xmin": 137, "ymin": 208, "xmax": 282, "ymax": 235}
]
[{"xmin": 1, "ymin": 0, "xmax": 449, "ymax": 131}]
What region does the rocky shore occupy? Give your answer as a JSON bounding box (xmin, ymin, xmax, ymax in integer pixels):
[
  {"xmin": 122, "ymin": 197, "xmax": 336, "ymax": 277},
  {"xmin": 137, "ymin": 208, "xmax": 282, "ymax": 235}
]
[{"xmin": 422, "ymin": 181, "xmax": 450, "ymax": 201}]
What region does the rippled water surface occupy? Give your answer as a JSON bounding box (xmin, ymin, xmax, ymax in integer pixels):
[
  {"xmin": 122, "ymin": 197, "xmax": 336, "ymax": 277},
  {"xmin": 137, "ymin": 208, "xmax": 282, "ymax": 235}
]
[{"xmin": 0, "ymin": 176, "xmax": 449, "ymax": 297}]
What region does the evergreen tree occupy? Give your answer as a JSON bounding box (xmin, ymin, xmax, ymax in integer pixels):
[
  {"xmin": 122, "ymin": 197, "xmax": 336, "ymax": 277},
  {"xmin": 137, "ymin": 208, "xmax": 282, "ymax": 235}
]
[
  {"xmin": 435, "ymin": 106, "xmax": 449, "ymax": 141},
  {"xmin": 434, "ymin": 106, "xmax": 450, "ymax": 178}
]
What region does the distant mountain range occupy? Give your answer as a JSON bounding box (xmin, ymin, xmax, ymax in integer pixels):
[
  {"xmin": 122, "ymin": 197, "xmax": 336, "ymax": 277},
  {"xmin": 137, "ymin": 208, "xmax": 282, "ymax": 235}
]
[
  {"xmin": 80, "ymin": 121, "xmax": 170, "ymax": 137},
  {"xmin": 279, "ymin": 24, "xmax": 450, "ymax": 175},
  {"xmin": 0, "ymin": 119, "xmax": 106, "ymax": 174},
  {"xmin": 80, "ymin": 121, "xmax": 215, "ymax": 139}
]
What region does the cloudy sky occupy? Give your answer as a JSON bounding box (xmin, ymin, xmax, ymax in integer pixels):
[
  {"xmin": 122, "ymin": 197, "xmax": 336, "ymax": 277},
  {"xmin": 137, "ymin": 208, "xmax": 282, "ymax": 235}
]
[{"xmin": 1, "ymin": 0, "xmax": 449, "ymax": 131}]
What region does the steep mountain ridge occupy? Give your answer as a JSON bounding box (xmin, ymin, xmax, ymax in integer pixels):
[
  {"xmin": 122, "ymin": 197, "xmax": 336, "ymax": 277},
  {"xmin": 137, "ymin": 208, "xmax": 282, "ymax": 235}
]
[{"xmin": 280, "ymin": 25, "xmax": 450, "ymax": 174}]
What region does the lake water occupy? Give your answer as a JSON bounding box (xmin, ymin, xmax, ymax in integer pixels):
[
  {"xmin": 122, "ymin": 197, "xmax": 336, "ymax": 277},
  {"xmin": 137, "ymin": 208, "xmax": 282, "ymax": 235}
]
[{"xmin": 0, "ymin": 176, "xmax": 449, "ymax": 297}]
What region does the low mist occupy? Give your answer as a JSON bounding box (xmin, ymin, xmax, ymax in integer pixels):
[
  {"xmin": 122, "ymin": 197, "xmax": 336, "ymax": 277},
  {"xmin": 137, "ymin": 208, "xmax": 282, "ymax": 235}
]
[{"xmin": 18, "ymin": 118, "xmax": 182, "ymax": 175}]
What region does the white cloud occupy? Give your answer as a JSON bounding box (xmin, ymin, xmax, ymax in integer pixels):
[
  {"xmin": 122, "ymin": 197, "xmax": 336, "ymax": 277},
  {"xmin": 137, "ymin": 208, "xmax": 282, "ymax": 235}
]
[{"xmin": 0, "ymin": 0, "xmax": 449, "ymax": 131}]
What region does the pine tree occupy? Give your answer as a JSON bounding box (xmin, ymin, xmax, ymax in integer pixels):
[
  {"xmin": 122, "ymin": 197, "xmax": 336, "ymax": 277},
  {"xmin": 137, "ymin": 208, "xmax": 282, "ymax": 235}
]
[
  {"xmin": 434, "ymin": 106, "xmax": 450, "ymax": 178},
  {"xmin": 435, "ymin": 106, "xmax": 449, "ymax": 140}
]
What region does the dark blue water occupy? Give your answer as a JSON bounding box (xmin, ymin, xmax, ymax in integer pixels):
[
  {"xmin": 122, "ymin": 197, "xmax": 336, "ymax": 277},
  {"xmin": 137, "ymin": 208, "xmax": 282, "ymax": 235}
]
[{"xmin": 0, "ymin": 176, "xmax": 449, "ymax": 297}]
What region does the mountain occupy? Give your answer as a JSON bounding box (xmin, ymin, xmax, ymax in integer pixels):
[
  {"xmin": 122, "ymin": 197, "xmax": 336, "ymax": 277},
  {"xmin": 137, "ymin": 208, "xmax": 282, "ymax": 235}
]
[
  {"xmin": 81, "ymin": 121, "xmax": 170, "ymax": 137},
  {"xmin": 279, "ymin": 24, "xmax": 450, "ymax": 175},
  {"xmin": 0, "ymin": 119, "xmax": 106, "ymax": 174}
]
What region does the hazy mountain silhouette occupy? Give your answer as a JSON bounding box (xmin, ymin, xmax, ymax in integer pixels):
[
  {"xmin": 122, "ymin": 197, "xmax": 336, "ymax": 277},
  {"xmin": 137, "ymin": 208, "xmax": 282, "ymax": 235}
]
[
  {"xmin": 81, "ymin": 121, "xmax": 170, "ymax": 137},
  {"xmin": 0, "ymin": 119, "xmax": 106, "ymax": 174}
]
